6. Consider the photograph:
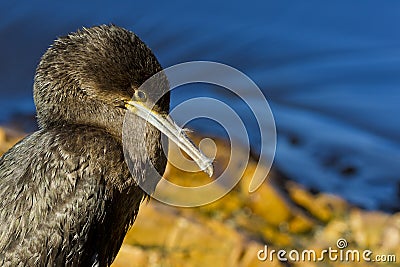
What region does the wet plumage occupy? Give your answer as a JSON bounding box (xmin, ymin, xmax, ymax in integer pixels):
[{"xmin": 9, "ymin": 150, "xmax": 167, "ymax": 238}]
[{"xmin": 0, "ymin": 25, "xmax": 169, "ymax": 266}]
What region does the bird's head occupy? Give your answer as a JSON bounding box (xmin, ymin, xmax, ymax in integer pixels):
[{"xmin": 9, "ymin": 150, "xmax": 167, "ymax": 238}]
[{"xmin": 33, "ymin": 25, "xmax": 213, "ymax": 177}]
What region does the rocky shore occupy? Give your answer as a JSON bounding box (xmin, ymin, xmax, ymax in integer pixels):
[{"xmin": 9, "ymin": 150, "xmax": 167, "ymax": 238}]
[{"xmin": 0, "ymin": 126, "xmax": 398, "ymax": 267}]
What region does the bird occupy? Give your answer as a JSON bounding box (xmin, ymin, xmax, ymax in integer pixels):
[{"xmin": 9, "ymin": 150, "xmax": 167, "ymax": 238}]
[{"xmin": 0, "ymin": 25, "xmax": 213, "ymax": 266}]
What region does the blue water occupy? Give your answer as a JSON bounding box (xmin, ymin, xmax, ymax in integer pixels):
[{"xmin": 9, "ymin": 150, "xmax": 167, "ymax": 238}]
[{"xmin": 1, "ymin": 1, "xmax": 399, "ymax": 211}]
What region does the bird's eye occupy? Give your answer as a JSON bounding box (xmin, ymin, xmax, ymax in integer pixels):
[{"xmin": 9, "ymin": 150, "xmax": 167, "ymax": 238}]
[{"xmin": 134, "ymin": 90, "xmax": 147, "ymax": 102}]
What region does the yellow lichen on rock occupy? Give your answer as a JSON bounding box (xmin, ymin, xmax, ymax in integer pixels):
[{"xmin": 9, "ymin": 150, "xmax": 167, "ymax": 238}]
[
  {"xmin": 1, "ymin": 127, "xmax": 398, "ymax": 267},
  {"xmin": 114, "ymin": 135, "xmax": 400, "ymax": 267},
  {"xmin": 0, "ymin": 127, "xmax": 26, "ymax": 155}
]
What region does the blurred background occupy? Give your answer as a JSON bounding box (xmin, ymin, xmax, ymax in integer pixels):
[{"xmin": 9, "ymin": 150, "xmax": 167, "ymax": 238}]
[{"xmin": 1, "ymin": 0, "xmax": 399, "ymax": 211}]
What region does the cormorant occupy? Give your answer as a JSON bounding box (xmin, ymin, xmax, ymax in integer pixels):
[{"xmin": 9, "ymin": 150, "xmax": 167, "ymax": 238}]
[{"xmin": 0, "ymin": 25, "xmax": 213, "ymax": 266}]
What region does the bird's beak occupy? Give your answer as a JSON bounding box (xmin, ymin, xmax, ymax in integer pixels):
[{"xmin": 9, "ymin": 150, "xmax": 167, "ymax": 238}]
[{"xmin": 125, "ymin": 100, "xmax": 214, "ymax": 177}]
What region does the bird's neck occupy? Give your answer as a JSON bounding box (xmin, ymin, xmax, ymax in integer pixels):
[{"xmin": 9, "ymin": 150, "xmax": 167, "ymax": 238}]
[{"xmin": 37, "ymin": 99, "xmax": 128, "ymax": 141}]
